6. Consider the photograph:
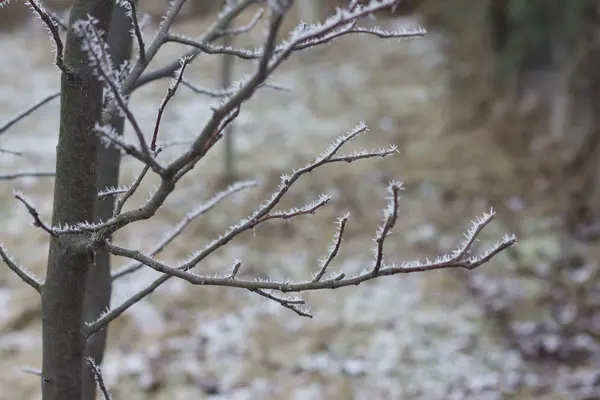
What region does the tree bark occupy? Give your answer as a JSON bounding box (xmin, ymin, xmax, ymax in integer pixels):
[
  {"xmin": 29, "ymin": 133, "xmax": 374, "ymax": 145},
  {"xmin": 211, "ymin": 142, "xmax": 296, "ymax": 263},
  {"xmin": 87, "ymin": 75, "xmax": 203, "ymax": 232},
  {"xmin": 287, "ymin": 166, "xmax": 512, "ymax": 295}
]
[
  {"xmin": 81, "ymin": 3, "xmax": 135, "ymax": 398},
  {"xmin": 42, "ymin": 1, "xmax": 114, "ymax": 399}
]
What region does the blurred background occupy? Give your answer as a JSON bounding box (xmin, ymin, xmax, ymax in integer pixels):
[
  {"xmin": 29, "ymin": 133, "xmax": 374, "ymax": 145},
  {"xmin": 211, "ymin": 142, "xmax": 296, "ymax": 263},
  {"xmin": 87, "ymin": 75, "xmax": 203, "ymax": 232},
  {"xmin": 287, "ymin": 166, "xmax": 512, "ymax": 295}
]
[{"xmin": 1, "ymin": 1, "xmax": 599, "ymax": 399}]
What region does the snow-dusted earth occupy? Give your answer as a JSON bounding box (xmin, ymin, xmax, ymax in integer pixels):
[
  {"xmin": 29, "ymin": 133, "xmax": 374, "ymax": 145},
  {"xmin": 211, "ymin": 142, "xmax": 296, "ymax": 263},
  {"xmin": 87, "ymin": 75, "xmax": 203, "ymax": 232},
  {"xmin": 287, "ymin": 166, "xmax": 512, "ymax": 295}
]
[{"xmin": 0, "ymin": 9, "xmax": 589, "ymax": 400}]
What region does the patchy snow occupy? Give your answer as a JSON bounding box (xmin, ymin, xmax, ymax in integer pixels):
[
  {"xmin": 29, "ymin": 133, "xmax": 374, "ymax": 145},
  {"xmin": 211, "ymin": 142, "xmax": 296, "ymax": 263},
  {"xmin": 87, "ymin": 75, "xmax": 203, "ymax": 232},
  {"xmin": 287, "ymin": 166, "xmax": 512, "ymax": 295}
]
[{"xmin": 1, "ymin": 9, "xmax": 591, "ymax": 400}]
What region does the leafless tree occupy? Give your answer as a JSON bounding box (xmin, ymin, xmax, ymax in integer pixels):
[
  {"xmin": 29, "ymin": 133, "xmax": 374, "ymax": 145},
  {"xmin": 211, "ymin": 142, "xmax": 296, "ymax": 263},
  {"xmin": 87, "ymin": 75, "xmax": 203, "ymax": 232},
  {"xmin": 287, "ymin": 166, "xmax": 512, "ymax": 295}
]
[{"xmin": 0, "ymin": 1, "xmax": 516, "ymax": 399}]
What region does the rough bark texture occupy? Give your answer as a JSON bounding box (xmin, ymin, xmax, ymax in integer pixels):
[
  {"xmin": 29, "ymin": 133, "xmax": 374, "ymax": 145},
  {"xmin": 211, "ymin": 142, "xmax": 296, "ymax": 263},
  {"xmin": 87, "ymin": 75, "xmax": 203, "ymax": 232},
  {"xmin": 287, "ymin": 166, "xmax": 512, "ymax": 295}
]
[
  {"xmin": 41, "ymin": 1, "xmax": 114, "ymax": 399},
  {"xmin": 80, "ymin": 4, "xmax": 134, "ymax": 399}
]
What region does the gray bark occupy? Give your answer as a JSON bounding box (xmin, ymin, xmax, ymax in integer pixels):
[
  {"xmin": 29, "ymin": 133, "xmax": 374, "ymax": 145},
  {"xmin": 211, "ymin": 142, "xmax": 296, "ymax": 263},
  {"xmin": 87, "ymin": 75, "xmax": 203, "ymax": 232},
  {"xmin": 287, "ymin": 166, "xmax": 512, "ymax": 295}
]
[
  {"xmin": 81, "ymin": 3, "xmax": 135, "ymax": 399},
  {"xmin": 41, "ymin": 1, "xmax": 114, "ymax": 400}
]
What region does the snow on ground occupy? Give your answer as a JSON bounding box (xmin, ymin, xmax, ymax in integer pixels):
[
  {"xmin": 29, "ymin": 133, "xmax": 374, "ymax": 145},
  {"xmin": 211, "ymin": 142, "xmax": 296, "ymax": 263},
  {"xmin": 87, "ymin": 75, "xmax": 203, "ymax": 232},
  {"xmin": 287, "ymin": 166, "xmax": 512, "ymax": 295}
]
[{"xmin": 0, "ymin": 11, "xmax": 536, "ymax": 400}]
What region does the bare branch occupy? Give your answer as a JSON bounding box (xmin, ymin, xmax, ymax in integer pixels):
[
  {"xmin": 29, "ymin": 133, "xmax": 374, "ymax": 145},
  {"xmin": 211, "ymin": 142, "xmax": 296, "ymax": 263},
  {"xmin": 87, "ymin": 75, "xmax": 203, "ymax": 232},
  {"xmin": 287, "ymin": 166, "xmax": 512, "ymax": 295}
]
[
  {"xmin": 228, "ymin": 259, "xmax": 242, "ymax": 279},
  {"xmin": 117, "ymin": 0, "xmax": 146, "ymax": 62},
  {"xmin": 27, "ymin": 0, "xmax": 67, "ymax": 73},
  {"xmin": 373, "ymin": 181, "xmax": 401, "ymax": 273},
  {"xmin": 0, "ymin": 171, "xmax": 55, "ymax": 180},
  {"xmin": 14, "ymin": 191, "xmax": 57, "ymax": 237},
  {"xmin": 162, "ymin": 1, "xmax": 413, "ymax": 179},
  {"xmin": 111, "ymin": 180, "xmax": 257, "ymax": 280},
  {"xmin": 219, "ymin": 6, "xmax": 264, "ymax": 36},
  {"xmin": 86, "ymin": 123, "xmax": 426, "ymax": 334},
  {"xmin": 72, "ymin": 16, "xmax": 155, "ymax": 165},
  {"xmin": 129, "ymin": 0, "xmax": 261, "ymax": 91},
  {"xmin": 0, "ymin": 92, "xmax": 60, "ymax": 136},
  {"xmin": 53, "ymin": 122, "xmax": 391, "ymax": 237},
  {"xmin": 0, "ymin": 244, "xmax": 42, "ymax": 293},
  {"xmin": 0, "ymin": 147, "xmax": 24, "ymax": 156},
  {"xmin": 85, "ymin": 358, "xmax": 111, "ymax": 400},
  {"xmin": 100, "ymin": 204, "xmax": 515, "ymax": 321},
  {"xmin": 313, "ymin": 215, "xmax": 348, "ymax": 282},
  {"xmin": 151, "ymin": 56, "xmax": 190, "ymax": 151},
  {"xmin": 252, "ymin": 289, "xmax": 311, "ymax": 317},
  {"xmin": 112, "ymin": 164, "xmax": 151, "ymax": 217}
]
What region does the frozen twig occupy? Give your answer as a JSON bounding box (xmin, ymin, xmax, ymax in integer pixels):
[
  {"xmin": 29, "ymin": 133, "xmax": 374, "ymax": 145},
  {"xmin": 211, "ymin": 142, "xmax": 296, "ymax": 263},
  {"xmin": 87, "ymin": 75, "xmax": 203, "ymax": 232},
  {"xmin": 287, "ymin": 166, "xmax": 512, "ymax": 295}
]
[
  {"xmin": 27, "ymin": 0, "xmax": 67, "ymax": 73},
  {"xmin": 73, "ymin": 16, "xmax": 155, "ymax": 165},
  {"xmin": 373, "ymin": 181, "xmax": 401, "ymax": 273},
  {"xmin": 117, "ymin": 0, "xmax": 146, "ymax": 62},
  {"xmin": 14, "ymin": 191, "xmax": 56, "ymax": 237},
  {"xmin": 112, "ymin": 164, "xmax": 151, "ymax": 217},
  {"xmin": 0, "ymin": 245, "xmax": 42, "ymax": 293},
  {"xmin": 129, "ymin": 0, "xmax": 264, "ymax": 91},
  {"xmin": 93, "ymin": 199, "xmax": 515, "ymax": 331},
  {"xmin": 313, "ymin": 215, "xmax": 348, "ymax": 282},
  {"xmin": 252, "ymin": 289, "xmax": 311, "ymax": 317},
  {"xmin": 85, "ymin": 358, "xmax": 111, "ymax": 400},
  {"xmin": 151, "ymin": 56, "xmax": 190, "ymax": 151},
  {"xmin": 86, "ymin": 123, "xmax": 425, "ymax": 335},
  {"xmin": 111, "ymin": 180, "xmax": 257, "ymax": 280}
]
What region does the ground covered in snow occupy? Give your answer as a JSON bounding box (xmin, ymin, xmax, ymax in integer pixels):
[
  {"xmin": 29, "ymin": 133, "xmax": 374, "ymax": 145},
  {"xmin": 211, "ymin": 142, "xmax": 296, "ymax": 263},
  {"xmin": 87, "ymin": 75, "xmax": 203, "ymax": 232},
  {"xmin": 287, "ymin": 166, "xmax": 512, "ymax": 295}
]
[{"xmin": 0, "ymin": 8, "xmax": 597, "ymax": 400}]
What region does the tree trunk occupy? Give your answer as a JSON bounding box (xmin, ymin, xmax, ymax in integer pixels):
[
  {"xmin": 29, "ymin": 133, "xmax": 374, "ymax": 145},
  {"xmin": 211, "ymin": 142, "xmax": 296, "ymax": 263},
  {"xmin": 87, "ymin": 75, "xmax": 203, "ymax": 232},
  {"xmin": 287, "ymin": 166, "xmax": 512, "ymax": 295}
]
[
  {"xmin": 42, "ymin": 1, "xmax": 114, "ymax": 399},
  {"xmin": 81, "ymin": 3, "xmax": 135, "ymax": 398},
  {"xmin": 486, "ymin": 1, "xmax": 600, "ymax": 235}
]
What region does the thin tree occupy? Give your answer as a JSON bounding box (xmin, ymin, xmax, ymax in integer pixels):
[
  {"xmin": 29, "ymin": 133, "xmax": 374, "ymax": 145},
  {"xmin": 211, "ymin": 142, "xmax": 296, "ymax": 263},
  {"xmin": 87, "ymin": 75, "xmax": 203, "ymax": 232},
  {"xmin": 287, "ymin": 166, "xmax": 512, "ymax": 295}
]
[{"xmin": 0, "ymin": 1, "xmax": 516, "ymax": 399}]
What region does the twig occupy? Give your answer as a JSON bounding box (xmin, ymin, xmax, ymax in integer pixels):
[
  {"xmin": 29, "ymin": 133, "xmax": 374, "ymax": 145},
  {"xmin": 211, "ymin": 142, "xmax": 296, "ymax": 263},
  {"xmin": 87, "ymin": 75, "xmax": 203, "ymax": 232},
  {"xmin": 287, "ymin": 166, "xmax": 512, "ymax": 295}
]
[
  {"xmin": 111, "ymin": 180, "xmax": 257, "ymax": 280},
  {"xmin": 14, "ymin": 191, "xmax": 56, "ymax": 237},
  {"xmin": 129, "ymin": 0, "xmax": 261, "ymax": 91},
  {"xmin": 151, "ymin": 56, "xmax": 190, "ymax": 151},
  {"xmin": 86, "ymin": 123, "xmax": 413, "ymax": 335},
  {"xmin": 119, "ymin": 0, "xmax": 146, "ymax": 62},
  {"xmin": 373, "ymin": 182, "xmax": 401, "ymax": 273},
  {"xmin": 112, "ymin": 164, "xmax": 151, "ymax": 217},
  {"xmin": 313, "ymin": 215, "xmax": 348, "ymax": 282},
  {"xmin": 252, "ymin": 289, "xmax": 311, "ymax": 317},
  {"xmin": 0, "ymin": 245, "xmax": 42, "ymax": 293},
  {"xmin": 0, "ymin": 92, "xmax": 60, "ymax": 136},
  {"xmin": 0, "ymin": 147, "xmax": 24, "ymax": 156},
  {"xmin": 96, "ymin": 203, "xmax": 515, "ymax": 329},
  {"xmin": 73, "ymin": 17, "xmax": 155, "ymax": 164},
  {"xmin": 85, "ymin": 358, "xmax": 112, "ymax": 400},
  {"xmin": 27, "ymin": 0, "xmax": 68, "ymax": 73},
  {"xmin": 219, "ymin": 6, "xmax": 264, "ymax": 36},
  {"xmin": 0, "ymin": 171, "xmax": 55, "ymax": 180}
]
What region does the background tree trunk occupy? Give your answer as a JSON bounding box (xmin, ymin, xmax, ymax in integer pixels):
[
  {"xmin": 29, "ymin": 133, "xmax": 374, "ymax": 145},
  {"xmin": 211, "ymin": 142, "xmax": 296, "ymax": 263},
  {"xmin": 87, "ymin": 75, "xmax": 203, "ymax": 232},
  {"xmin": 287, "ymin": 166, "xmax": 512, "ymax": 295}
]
[
  {"xmin": 80, "ymin": 3, "xmax": 135, "ymax": 399},
  {"xmin": 41, "ymin": 1, "xmax": 114, "ymax": 399},
  {"xmin": 486, "ymin": 0, "xmax": 600, "ymax": 236}
]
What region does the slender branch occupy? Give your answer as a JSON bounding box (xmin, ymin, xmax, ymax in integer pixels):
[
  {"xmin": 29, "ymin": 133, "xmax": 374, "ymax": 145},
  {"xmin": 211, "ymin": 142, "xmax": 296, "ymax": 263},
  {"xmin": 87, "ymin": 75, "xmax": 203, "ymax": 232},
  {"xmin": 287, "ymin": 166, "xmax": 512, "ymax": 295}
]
[
  {"xmin": 151, "ymin": 56, "xmax": 190, "ymax": 151},
  {"xmin": 111, "ymin": 180, "xmax": 257, "ymax": 280},
  {"xmin": 0, "ymin": 92, "xmax": 60, "ymax": 136},
  {"xmin": 73, "ymin": 17, "xmax": 154, "ymax": 164},
  {"xmin": 96, "ymin": 205, "xmax": 515, "ymax": 328},
  {"xmin": 129, "ymin": 0, "xmax": 261, "ymax": 91},
  {"xmin": 373, "ymin": 182, "xmax": 401, "ymax": 273},
  {"xmin": 313, "ymin": 215, "xmax": 348, "ymax": 282},
  {"xmin": 27, "ymin": 0, "xmax": 68, "ymax": 73},
  {"xmin": 14, "ymin": 191, "xmax": 57, "ymax": 237},
  {"xmin": 112, "ymin": 164, "xmax": 151, "ymax": 217},
  {"xmin": 219, "ymin": 6, "xmax": 264, "ymax": 36},
  {"xmin": 0, "ymin": 147, "xmax": 24, "ymax": 156},
  {"xmin": 0, "ymin": 245, "xmax": 42, "ymax": 293},
  {"xmin": 252, "ymin": 289, "xmax": 311, "ymax": 317},
  {"xmin": 0, "ymin": 171, "xmax": 55, "ymax": 180},
  {"xmin": 85, "ymin": 358, "xmax": 112, "ymax": 400},
  {"xmin": 119, "ymin": 0, "xmax": 146, "ymax": 62}
]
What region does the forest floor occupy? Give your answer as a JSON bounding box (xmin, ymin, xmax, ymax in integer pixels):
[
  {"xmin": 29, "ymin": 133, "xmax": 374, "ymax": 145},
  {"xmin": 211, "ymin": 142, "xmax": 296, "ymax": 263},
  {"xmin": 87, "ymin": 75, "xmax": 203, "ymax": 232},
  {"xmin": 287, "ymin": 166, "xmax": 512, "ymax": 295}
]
[{"xmin": 0, "ymin": 7, "xmax": 596, "ymax": 400}]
